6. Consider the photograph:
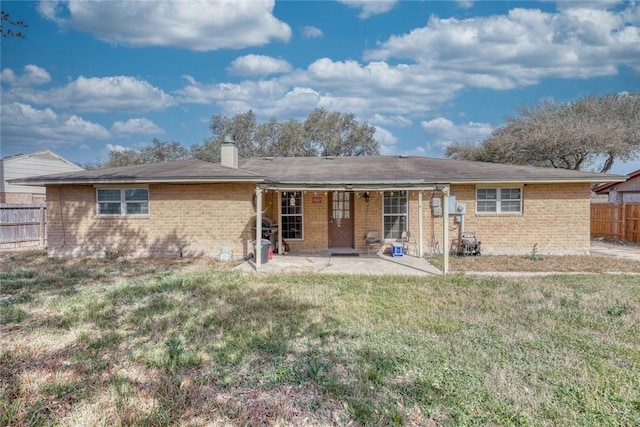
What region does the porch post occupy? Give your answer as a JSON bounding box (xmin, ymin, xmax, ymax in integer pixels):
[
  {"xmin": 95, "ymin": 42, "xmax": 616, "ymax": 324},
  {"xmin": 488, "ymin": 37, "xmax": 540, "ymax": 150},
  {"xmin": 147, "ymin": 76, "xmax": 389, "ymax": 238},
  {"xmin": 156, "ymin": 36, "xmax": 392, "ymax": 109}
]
[
  {"xmin": 255, "ymin": 186, "xmax": 263, "ymax": 271},
  {"xmin": 418, "ymin": 190, "xmax": 424, "ymax": 257},
  {"xmin": 277, "ymin": 190, "xmax": 283, "ymax": 254},
  {"xmin": 442, "ymin": 187, "xmax": 450, "ymax": 275}
]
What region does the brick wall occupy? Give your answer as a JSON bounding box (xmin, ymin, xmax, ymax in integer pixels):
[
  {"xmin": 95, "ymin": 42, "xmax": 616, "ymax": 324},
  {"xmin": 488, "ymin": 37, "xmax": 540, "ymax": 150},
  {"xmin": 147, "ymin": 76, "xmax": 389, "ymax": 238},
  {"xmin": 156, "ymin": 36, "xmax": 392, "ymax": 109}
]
[
  {"xmin": 46, "ymin": 183, "xmax": 256, "ymax": 258},
  {"xmin": 1, "ymin": 192, "xmax": 46, "ymax": 204},
  {"xmin": 427, "ymin": 183, "xmax": 592, "ymax": 255},
  {"xmin": 45, "ymin": 182, "xmax": 592, "ymax": 258}
]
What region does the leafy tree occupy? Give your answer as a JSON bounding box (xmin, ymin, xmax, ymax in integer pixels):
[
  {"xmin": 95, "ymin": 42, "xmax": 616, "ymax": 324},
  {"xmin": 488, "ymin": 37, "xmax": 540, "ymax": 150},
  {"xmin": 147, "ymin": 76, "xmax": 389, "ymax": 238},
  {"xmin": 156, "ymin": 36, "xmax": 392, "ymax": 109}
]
[
  {"xmin": 192, "ymin": 110, "xmax": 262, "ymax": 162},
  {"xmin": 304, "ymin": 108, "xmax": 378, "ymax": 156},
  {"xmin": 1, "ymin": 11, "xmax": 27, "ymax": 38},
  {"xmin": 84, "ymin": 138, "xmax": 189, "ymax": 169},
  {"xmin": 193, "ymin": 108, "xmax": 379, "ymax": 162},
  {"xmin": 446, "ymin": 92, "xmax": 640, "ymax": 173}
]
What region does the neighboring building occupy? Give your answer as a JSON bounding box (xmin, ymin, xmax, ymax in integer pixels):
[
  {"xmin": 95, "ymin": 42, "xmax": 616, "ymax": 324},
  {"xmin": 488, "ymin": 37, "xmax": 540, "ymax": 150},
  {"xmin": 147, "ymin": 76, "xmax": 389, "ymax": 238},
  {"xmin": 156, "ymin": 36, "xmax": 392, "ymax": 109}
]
[
  {"xmin": 1, "ymin": 150, "xmax": 84, "ymax": 204},
  {"xmin": 593, "ymin": 169, "xmax": 640, "ymax": 203},
  {"xmin": 10, "ymin": 142, "xmax": 624, "ymax": 270}
]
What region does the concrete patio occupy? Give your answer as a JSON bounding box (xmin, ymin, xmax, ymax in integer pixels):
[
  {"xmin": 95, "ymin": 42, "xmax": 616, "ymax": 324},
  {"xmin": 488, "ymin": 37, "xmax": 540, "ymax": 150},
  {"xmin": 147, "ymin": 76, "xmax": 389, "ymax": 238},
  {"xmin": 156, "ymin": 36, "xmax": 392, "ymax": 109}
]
[{"xmin": 235, "ymin": 250, "xmax": 442, "ymax": 276}]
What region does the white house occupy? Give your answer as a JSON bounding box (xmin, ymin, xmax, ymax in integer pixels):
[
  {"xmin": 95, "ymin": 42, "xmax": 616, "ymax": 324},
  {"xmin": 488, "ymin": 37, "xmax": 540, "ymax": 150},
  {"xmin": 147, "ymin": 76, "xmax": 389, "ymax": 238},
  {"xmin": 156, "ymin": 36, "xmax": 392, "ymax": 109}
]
[{"xmin": 0, "ymin": 150, "xmax": 84, "ymax": 204}]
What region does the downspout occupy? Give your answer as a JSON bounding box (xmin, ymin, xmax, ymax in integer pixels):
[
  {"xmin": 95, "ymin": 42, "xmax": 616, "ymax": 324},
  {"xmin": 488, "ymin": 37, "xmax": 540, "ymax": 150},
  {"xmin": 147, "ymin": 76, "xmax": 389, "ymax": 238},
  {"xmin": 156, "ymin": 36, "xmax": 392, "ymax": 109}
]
[
  {"xmin": 277, "ymin": 191, "xmax": 283, "ymax": 254},
  {"xmin": 442, "ymin": 187, "xmax": 450, "ymax": 275},
  {"xmin": 418, "ymin": 191, "xmax": 424, "ymax": 257},
  {"xmin": 255, "ymin": 186, "xmax": 263, "ymax": 271}
]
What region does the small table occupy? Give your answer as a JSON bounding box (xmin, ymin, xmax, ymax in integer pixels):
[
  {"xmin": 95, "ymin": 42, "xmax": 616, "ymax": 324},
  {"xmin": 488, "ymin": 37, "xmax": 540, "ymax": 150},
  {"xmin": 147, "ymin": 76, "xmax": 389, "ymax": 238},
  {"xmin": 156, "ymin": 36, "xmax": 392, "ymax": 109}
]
[{"xmin": 391, "ymin": 242, "xmax": 404, "ymax": 257}]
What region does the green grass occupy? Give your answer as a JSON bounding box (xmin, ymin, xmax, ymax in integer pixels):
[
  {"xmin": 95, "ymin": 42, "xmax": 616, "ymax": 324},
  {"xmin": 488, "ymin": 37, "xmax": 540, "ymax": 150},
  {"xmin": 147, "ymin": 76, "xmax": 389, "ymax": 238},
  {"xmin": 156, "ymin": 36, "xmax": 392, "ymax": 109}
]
[{"xmin": 1, "ymin": 250, "xmax": 639, "ymax": 425}]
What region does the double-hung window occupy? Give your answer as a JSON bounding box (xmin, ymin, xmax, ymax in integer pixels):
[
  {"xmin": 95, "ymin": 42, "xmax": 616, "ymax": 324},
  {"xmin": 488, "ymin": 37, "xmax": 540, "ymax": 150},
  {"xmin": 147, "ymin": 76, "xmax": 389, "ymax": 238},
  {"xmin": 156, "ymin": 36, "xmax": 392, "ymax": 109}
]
[
  {"xmin": 383, "ymin": 191, "xmax": 407, "ymax": 239},
  {"xmin": 281, "ymin": 191, "xmax": 303, "ymax": 239},
  {"xmin": 97, "ymin": 188, "xmax": 149, "ymax": 216},
  {"xmin": 476, "ymin": 187, "xmax": 522, "ymax": 214}
]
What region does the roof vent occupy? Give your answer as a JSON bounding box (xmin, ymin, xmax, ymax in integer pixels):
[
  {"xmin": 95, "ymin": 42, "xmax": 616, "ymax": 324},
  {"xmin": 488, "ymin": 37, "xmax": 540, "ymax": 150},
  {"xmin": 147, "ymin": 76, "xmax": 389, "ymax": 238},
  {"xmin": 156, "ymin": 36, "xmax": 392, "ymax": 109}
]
[
  {"xmin": 398, "ymin": 155, "xmax": 409, "ymax": 159},
  {"xmin": 325, "ymin": 156, "xmax": 335, "ymax": 160}
]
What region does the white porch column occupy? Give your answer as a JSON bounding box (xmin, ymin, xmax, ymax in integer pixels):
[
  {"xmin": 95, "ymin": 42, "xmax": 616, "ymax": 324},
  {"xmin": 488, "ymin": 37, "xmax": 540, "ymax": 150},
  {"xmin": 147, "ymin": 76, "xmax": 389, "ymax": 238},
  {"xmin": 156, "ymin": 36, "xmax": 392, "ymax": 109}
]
[
  {"xmin": 442, "ymin": 187, "xmax": 450, "ymax": 275},
  {"xmin": 277, "ymin": 190, "xmax": 283, "ymax": 254},
  {"xmin": 255, "ymin": 186, "xmax": 263, "ymax": 271},
  {"xmin": 418, "ymin": 190, "xmax": 424, "ymax": 257}
]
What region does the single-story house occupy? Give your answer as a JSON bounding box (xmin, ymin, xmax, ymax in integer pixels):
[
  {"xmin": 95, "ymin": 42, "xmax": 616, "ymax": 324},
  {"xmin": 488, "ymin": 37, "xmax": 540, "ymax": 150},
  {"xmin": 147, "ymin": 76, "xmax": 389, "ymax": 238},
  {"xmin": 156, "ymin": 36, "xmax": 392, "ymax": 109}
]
[
  {"xmin": 10, "ymin": 140, "xmax": 624, "ymax": 272},
  {"xmin": 1, "ymin": 149, "xmax": 84, "ymax": 204},
  {"xmin": 593, "ymin": 169, "xmax": 640, "ymax": 203}
]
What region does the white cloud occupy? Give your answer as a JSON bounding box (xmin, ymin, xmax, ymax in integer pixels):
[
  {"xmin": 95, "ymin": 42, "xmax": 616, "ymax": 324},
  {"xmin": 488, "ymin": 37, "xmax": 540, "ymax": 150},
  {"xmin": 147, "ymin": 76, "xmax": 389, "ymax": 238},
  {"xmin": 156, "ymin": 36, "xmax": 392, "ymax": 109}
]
[
  {"xmin": 302, "ymin": 26, "xmax": 323, "ymax": 39},
  {"xmin": 227, "ymin": 55, "xmax": 293, "ymax": 76},
  {"xmin": 0, "ymin": 102, "xmax": 110, "ymax": 152},
  {"xmin": 106, "ymin": 143, "xmax": 127, "ymax": 152},
  {"xmin": 0, "ymin": 65, "xmax": 51, "ymax": 86},
  {"xmin": 40, "ymin": 0, "xmax": 291, "ymax": 51},
  {"xmin": 421, "ymin": 117, "xmax": 493, "ymax": 150},
  {"xmin": 6, "ymin": 75, "xmax": 174, "ymax": 113},
  {"xmin": 373, "ymin": 126, "xmax": 398, "ymax": 154},
  {"xmin": 365, "ymin": 3, "xmax": 640, "ymax": 87},
  {"xmin": 338, "ymin": 0, "xmax": 399, "ymax": 19},
  {"xmin": 111, "ymin": 118, "xmax": 164, "ymax": 136},
  {"xmin": 369, "ymin": 114, "xmax": 412, "ymax": 128}
]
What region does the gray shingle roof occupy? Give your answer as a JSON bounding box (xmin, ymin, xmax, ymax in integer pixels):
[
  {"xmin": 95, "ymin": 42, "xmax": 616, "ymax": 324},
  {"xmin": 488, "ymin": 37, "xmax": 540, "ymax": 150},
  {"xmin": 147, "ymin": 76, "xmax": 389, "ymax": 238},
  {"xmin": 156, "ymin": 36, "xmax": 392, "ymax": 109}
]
[
  {"xmin": 239, "ymin": 156, "xmax": 623, "ymax": 184},
  {"xmin": 10, "ymin": 159, "xmax": 267, "ymax": 185},
  {"xmin": 10, "ymin": 155, "xmax": 624, "ymax": 186}
]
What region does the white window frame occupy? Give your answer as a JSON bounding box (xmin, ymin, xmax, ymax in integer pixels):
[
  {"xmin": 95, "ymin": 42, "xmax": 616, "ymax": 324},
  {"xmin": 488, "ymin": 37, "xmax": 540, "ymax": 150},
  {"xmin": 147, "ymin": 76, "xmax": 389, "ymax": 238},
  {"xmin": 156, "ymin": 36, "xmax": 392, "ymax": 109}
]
[
  {"xmin": 280, "ymin": 191, "xmax": 303, "ymax": 240},
  {"xmin": 96, "ymin": 187, "xmax": 150, "ymax": 217},
  {"xmin": 383, "ymin": 190, "xmax": 408, "ymax": 240},
  {"xmin": 476, "ymin": 186, "xmax": 522, "ymax": 214}
]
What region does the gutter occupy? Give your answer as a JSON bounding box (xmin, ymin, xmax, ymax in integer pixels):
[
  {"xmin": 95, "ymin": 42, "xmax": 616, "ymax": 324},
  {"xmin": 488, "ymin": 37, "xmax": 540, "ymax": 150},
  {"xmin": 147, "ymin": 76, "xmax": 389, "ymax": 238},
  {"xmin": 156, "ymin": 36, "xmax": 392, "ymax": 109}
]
[{"xmin": 8, "ymin": 177, "xmax": 272, "ymax": 186}]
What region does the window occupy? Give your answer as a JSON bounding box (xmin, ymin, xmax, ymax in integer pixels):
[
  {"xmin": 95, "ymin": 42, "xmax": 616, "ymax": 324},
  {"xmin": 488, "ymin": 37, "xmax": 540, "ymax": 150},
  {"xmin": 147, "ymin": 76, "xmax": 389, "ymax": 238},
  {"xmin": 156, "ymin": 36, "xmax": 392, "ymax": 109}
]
[
  {"xmin": 383, "ymin": 191, "xmax": 407, "ymax": 239},
  {"xmin": 97, "ymin": 188, "xmax": 149, "ymax": 216},
  {"xmin": 281, "ymin": 191, "xmax": 303, "ymax": 239},
  {"xmin": 476, "ymin": 187, "xmax": 522, "ymax": 214}
]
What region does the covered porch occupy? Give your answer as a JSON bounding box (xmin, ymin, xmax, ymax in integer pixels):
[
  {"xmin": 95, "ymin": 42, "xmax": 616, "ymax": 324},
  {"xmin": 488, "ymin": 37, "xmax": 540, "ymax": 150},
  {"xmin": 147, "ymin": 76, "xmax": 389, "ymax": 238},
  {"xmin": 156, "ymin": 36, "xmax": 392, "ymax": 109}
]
[
  {"xmin": 253, "ymin": 183, "xmax": 453, "ymax": 273},
  {"xmin": 237, "ymin": 248, "xmax": 442, "ymax": 275}
]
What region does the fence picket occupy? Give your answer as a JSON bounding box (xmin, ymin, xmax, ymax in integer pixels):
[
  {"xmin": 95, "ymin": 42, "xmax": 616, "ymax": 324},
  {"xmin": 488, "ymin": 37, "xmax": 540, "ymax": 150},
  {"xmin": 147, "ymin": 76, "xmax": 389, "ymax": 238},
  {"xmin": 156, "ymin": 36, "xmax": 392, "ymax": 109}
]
[
  {"xmin": 0, "ymin": 204, "xmax": 47, "ymax": 248},
  {"xmin": 591, "ymin": 203, "xmax": 640, "ymax": 243}
]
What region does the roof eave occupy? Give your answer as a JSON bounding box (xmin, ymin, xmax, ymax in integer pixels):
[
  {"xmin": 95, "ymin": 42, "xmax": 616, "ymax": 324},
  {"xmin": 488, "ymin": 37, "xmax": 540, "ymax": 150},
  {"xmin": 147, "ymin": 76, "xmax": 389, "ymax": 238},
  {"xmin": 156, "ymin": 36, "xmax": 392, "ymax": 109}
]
[{"xmin": 9, "ymin": 177, "xmax": 269, "ymax": 186}]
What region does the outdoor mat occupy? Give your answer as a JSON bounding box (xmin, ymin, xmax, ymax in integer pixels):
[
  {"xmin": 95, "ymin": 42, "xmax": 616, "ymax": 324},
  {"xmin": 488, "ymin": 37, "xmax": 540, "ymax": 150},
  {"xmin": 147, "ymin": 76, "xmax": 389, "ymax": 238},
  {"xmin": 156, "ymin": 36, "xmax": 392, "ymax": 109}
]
[{"xmin": 330, "ymin": 253, "xmax": 360, "ymax": 257}]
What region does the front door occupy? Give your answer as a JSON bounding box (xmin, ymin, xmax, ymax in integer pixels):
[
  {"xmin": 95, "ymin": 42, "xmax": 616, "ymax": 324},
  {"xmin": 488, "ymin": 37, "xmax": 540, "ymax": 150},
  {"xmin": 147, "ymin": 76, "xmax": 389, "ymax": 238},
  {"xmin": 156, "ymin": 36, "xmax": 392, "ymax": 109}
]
[{"xmin": 329, "ymin": 191, "xmax": 354, "ymax": 248}]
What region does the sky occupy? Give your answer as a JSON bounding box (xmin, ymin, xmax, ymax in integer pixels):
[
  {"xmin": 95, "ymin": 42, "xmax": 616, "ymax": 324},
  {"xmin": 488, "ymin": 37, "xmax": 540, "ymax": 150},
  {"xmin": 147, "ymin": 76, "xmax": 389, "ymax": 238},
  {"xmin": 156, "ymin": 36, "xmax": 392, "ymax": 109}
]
[{"xmin": 1, "ymin": 0, "xmax": 639, "ymax": 174}]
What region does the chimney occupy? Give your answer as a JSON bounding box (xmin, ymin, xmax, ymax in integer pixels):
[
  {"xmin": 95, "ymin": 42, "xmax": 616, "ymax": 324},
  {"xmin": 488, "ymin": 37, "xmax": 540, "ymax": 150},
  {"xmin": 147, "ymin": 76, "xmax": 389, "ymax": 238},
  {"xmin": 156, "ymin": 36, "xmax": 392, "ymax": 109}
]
[{"xmin": 221, "ymin": 134, "xmax": 238, "ymax": 168}]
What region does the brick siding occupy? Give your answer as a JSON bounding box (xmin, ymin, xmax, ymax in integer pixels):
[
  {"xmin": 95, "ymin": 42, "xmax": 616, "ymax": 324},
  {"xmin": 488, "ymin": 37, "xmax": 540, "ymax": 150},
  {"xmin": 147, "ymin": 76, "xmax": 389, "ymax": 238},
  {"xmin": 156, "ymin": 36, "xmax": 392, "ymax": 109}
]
[{"xmin": 46, "ymin": 182, "xmax": 592, "ymax": 258}]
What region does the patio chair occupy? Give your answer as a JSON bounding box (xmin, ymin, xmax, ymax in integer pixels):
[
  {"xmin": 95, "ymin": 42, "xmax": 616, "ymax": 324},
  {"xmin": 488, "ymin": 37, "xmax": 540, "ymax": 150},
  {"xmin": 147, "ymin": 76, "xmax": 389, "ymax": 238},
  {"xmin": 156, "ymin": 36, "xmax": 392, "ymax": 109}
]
[
  {"xmin": 398, "ymin": 231, "xmax": 417, "ymax": 256},
  {"xmin": 364, "ymin": 230, "xmax": 382, "ymax": 255}
]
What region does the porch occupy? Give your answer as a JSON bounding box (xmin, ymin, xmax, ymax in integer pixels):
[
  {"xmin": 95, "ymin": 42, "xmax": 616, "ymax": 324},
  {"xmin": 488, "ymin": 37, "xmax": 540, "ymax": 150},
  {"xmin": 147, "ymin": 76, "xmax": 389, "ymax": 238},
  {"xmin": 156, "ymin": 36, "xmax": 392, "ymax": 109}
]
[
  {"xmin": 236, "ymin": 250, "xmax": 441, "ymax": 276},
  {"xmin": 253, "ymin": 183, "xmax": 453, "ymax": 273}
]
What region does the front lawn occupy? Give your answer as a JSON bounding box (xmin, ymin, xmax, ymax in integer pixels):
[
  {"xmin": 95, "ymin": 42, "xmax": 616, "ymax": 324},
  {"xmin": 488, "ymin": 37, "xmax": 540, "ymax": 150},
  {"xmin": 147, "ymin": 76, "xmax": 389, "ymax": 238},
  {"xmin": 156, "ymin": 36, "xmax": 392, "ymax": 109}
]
[{"xmin": 1, "ymin": 250, "xmax": 639, "ymax": 425}]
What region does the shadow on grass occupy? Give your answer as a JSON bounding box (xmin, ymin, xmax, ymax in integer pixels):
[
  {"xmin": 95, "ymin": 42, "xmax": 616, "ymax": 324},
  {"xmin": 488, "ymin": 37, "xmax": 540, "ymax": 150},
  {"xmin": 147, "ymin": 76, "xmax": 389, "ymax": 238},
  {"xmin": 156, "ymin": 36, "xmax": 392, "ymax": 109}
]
[{"xmin": 1, "ymin": 265, "xmax": 346, "ymax": 425}]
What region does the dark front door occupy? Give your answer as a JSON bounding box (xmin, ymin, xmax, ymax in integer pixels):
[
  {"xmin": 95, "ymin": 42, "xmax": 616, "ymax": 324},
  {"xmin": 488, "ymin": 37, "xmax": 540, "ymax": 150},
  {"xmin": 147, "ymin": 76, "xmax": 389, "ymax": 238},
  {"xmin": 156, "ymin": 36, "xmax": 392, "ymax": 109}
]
[{"xmin": 329, "ymin": 191, "xmax": 354, "ymax": 248}]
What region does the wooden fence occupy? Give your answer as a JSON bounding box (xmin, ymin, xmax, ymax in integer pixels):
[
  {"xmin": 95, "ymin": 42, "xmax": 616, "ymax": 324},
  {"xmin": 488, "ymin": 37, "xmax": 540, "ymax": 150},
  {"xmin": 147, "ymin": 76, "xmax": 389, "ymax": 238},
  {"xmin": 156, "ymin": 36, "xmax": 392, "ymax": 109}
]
[
  {"xmin": 591, "ymin": 203, "xmax": 640, "ymax": 243},
  {"xmin": 0, "ymin": 204, "xmax": 47, "ymax": 248}
]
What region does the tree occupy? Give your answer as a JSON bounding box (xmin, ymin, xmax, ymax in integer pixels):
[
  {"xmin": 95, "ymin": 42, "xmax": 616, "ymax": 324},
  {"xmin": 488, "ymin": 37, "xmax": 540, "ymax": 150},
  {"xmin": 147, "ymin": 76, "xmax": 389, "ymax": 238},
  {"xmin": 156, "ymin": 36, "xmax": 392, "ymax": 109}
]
[
  {"xmin": 304, "ymin": 108, "xmax": 378, "ymax": 156},
  {"xmin": 446, "ymin": 92, "xmax": 640, "ymax": 173},
  {"xmin": 84, "ymin": 138, "xmax": 189, "ymax": 169},
  {"xmin": 1, "ymin": 11, "xmax": 27, "ymax": 38},
  {"xmin": 193, "ymin": 108, "xmax": 379, "ymax": 162}
]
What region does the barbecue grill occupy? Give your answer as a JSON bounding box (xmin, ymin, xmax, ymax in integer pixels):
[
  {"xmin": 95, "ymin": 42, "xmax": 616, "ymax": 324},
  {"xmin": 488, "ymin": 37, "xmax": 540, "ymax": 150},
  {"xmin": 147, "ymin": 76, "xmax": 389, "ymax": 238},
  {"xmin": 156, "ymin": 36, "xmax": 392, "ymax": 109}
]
[{"xmin": 255, "ymin": 217, "xmax": 278, "ymax": 249}]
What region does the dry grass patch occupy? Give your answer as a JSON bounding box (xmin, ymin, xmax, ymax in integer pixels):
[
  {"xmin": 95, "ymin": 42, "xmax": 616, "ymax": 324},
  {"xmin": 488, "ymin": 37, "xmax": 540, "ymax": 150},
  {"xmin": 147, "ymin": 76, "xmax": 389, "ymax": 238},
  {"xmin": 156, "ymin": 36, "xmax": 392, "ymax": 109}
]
[
  {"xmin": 2, "ymin": 249, "xmax": 639, "ymax": 426},
  {"xmin": 428, "ymin": 253, "xmax": 640, "ymax": 273}
]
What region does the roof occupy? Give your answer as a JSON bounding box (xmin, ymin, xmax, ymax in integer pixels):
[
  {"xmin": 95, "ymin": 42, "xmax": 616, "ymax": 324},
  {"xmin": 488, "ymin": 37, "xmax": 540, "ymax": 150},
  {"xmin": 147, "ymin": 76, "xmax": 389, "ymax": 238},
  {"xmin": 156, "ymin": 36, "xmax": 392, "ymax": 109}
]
[
  {"xmin": 593, "ymin": 169, "xmax": 640, "ymax": 194},
  {"xmin": 9, "ymin": 159, "xmax": 267, "ymax": 185},
  {"xmin": 239, "ymin": 156, "xmax": 624, "ymax": 185},
  {"xmin": 9, "ymin": 155, "xmax": 625, "ymax": 187},
  {"xmin": 0, "ymin": 149, "xmax": 83, "ymax": 171}
]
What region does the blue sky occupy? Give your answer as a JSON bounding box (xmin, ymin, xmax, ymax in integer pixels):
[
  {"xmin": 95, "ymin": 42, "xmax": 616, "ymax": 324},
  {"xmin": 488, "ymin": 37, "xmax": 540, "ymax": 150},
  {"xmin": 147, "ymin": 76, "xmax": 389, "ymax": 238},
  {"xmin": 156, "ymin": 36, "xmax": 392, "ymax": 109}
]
[{"xmin": 1, "ymin": 0, "xmax": 639, "ymax": 173}]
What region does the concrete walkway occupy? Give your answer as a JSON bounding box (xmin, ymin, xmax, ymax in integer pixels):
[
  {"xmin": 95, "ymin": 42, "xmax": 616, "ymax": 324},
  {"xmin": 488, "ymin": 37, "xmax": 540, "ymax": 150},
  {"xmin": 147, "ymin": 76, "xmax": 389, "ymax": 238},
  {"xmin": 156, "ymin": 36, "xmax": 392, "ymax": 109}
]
[
  {"xmin": 235, "ymin": 251, "xmax": 442, "ymax": 276},
  {"xmin": 590, "ymin": 240, "xmax": 640, "ymax": 261}
]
